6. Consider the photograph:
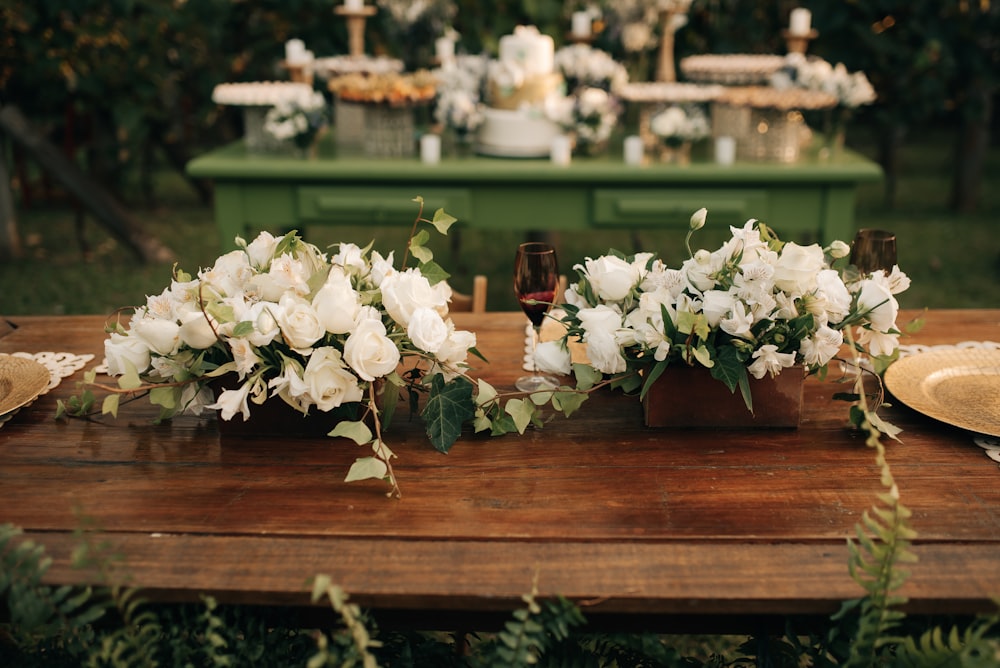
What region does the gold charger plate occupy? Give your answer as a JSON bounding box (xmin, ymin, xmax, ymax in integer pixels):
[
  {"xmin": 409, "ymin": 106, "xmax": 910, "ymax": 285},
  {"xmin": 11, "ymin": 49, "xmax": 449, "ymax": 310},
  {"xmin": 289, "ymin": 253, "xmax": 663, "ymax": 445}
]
[
  {"xmin": 0, "ymin": 354, "xmax": 51, "ymax": 416},
  {"xmin": 884, "ymin": 348, "xmax": 1000, "ymax": 437}
]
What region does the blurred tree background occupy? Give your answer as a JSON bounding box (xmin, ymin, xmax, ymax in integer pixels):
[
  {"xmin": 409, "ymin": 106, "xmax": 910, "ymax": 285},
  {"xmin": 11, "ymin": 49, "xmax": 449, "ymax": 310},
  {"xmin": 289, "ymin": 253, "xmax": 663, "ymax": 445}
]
[{"xmin": 0, "ymin": 0, "xmax": 996, "ymax": 211}]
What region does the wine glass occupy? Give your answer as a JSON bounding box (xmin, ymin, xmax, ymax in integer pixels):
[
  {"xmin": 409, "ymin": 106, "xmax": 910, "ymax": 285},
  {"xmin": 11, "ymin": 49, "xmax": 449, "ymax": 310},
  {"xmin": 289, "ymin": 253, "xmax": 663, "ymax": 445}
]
[
  {"xmin": 850, "ymin": 229, "xmax": 897, "ymax": 274},
  {"xmin": 514, "ymin": 242, "xmax": 560, "ymax": 392}
]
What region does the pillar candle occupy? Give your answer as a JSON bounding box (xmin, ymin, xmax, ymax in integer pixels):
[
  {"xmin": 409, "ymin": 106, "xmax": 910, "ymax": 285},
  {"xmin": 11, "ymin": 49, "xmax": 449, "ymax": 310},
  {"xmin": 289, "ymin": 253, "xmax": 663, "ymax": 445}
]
[
  {"xmin": 715, "ymin": 135, "xmax": 737, "ymax": 165},
  {"xmin": 789, "ymin": 8, "xmax": 811, "ymax": 35},
  {"xmin": 420, "ymin": 133, "xmax": 441, "ymax": 165},
  {"xmin": 571, "ymin": 11, "xmax": 592, "ymax": 38},
  {"xmin": 623, "ymin": 135, "xmax": 644, "ymax": 166},
  {"xmin": 344, "ymin": 0, "xmax": 364, "ymax": 11},
  {"xmin": 435, "ymin": 37, "xmax": 455, "ymax": 63},
  {"xmin": 285, "ymin": 39, "xmax": 305, "ymax": 63},
  {"xmin": 551, "ymin": 135, "xmax": 572, "ymax": 166}
]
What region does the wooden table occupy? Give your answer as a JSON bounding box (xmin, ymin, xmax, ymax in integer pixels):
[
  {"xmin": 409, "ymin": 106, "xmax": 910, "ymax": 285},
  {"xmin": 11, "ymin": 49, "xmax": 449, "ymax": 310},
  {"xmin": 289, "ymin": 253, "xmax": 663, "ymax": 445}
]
[
  {"xmin": 2, "ymin": 310, "xmax": 998, "ymax": 631},
  {"xmin": 186, "ymin": 137, "xmax": 882, "ymax": 252}
]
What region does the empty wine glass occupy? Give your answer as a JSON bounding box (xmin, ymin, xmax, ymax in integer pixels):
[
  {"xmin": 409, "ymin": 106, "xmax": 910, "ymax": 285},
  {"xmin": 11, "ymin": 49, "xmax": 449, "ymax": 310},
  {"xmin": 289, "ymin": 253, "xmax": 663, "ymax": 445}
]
[
  {"xmin": 514, "ymin": 242, "xmax": 559, "ymax": 392},
  {"xmin": 850, "ymin": 229, "xmax": 897, "ymax": 274}
]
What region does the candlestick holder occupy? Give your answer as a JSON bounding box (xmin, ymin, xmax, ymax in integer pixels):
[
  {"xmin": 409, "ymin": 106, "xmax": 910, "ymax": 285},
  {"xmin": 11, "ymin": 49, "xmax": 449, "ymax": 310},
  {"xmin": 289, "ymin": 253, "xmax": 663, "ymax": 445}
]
[
  {"xmin": 334, "ymin": 5, "xmax": 378, "ymax": 58},
  {"xmin": 782, "ymin": 29, "xmax": 818, "ymax": 55}
]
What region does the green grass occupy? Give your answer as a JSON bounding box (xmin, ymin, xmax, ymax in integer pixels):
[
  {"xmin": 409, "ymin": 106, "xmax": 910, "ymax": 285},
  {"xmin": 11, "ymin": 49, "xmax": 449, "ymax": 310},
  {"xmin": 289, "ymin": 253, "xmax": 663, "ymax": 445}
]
[{"xmin": 2, "ymin": 126, "xmax": 998, "ymax": 316}]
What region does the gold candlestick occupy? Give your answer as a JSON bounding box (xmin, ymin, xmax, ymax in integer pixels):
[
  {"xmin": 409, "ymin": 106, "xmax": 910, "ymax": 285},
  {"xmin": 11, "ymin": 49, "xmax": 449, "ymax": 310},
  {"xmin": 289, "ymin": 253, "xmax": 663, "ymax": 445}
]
[
  {"xmin": 334, "ymin": 5, "xmax": 378, "ymax": 58},
  {"xmin": 782, "ymin": 29, "xmax": 819, "ymax": 55}
]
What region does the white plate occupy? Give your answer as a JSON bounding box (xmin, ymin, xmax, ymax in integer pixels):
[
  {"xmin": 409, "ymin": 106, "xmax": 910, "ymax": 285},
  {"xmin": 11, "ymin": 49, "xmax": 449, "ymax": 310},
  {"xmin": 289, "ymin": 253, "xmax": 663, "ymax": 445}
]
[{"xmin": 884, "ymin": 348, "xmax": 1000, "ymax": 437}]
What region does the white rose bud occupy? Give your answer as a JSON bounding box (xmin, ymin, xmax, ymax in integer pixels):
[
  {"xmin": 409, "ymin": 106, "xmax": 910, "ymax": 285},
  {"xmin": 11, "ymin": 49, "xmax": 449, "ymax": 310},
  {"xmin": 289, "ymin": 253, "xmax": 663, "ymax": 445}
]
[
  {"xmin": 313, "ymin": 274, "xmax": 360, "ymax": 335},
  {"xmin": 343, "ymin": 318, "xmax": 401, "ymax": 381},
  {"xmin": 826, "ymin": 239, "xmax": 851, "ymax": 259},
  {"xmin": 178, "ymin": 310, "xmax": 220, "ymax": 350}
]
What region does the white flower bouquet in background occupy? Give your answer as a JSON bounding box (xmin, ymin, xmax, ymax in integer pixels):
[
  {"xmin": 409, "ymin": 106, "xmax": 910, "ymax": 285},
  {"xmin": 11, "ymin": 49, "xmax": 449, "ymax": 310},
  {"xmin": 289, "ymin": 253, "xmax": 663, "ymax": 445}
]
[
  {"xmin": 772, "ymin": 54, "xmax": 876, "ymax": 109},
  {"xmin": 547, "ymin": 86, "xmax": 621, "ymax": 154},
  {"xmin": 554, "ymin": 44, "xmax": 629, "ymax": 93},
  {"xmin": 263, "ymin": 89, "xmax": 328, "ymax": 149},
  {"xmin": 548, "ymin": 209, "xmax": 910, "ymax": 424},
  {"xmin": 61, "ymin": 200, "xmax": 482, "ymax": 498},
  {"xmin": 649, "ymin": 103, "xmax": 710, "ymax": 146}
]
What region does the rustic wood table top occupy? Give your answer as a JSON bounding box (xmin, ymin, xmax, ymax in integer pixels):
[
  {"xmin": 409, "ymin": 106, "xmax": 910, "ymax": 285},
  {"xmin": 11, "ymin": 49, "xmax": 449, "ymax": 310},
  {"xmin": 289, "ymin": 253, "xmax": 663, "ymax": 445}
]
[{"xmin": 2, "ymin": 309, "xmax": 999, "ymax": 629}]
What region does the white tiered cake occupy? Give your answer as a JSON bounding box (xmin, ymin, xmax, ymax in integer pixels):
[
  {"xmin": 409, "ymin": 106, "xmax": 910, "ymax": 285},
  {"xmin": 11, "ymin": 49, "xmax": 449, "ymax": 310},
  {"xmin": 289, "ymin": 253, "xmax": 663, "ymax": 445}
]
[{"xmin": 477, "ymin": 26, "xmax": 564, "ymax": 157}]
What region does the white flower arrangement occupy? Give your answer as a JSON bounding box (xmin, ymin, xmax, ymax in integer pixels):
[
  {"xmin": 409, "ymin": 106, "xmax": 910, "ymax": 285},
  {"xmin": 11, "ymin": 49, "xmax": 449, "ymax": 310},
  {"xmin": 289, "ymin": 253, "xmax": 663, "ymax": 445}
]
[
  {"xmin": 67, "ymin": 202, "xmax": 489, "ymax": 498},
  {"xmin": 546, "ymin": 209, "xmax": 910, "ymax": 420},
  {"xmin": 772, "ymin": 54, "xmax": 877, "ymax": 109},
  {"xmin": 263, "ymin": 90, "xmax": 328, "ymax": 148},
  {"xmin": 554, "ymin": 44, "xmax": 629, "ymax": 93},
  {"xmin": 649, "ymin": 103, "xmax": 710, "ymax": 145},
  {"xmin": 547, "ymin": 86, "xmax": 620, "ymax": 148}
]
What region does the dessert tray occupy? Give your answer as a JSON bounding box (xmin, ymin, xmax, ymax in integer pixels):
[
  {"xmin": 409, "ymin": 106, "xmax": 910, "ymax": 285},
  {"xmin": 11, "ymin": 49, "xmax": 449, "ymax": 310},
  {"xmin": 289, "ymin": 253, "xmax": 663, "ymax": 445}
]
[{"xmin": 884, "ymin": 346, "xmax": 1000, "ymax": 438}]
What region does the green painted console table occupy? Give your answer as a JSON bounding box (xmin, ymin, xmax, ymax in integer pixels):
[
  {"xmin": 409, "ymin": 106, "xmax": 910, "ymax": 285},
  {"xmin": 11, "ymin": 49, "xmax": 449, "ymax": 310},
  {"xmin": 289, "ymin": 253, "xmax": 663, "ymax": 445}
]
[{"xmin": 187, "ymin": 137, "xmax": 882, "ymax": 250}]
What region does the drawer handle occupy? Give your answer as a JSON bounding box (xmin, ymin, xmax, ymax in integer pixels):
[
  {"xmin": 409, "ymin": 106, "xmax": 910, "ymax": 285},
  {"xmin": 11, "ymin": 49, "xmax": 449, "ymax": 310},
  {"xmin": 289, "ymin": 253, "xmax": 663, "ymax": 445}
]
[
  {"xmin": 615, "ymin": 199, "xmax": 747, "ymax": 216},
  {"xmin": 315, "ymin": 197, "xmax": 425, "ymax": 214}
]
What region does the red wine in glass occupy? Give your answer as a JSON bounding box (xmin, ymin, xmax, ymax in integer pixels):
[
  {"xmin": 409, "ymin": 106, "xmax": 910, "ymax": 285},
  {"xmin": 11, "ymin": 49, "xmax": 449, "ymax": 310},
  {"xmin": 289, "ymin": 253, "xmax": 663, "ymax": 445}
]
[{"xmin": 514, "ymin": 242, "xmax": 559, "ymax": 392}]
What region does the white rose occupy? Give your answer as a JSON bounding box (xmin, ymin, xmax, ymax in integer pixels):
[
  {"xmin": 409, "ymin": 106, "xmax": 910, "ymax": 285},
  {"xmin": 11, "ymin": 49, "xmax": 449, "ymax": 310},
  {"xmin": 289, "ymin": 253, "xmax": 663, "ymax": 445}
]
[
  {"xmin": 276, "ymin": 295, "xmax": 325, "ymax": 350},
  {"xmin": 772, "ymin": 242, "xmax": 825, "ymax": 295},
  {"xmin": 343, "ymin": 318, "xmax": 401, "ymax": 381},
  {"xmin": 380, "ymin": 269, "xmax": 446, "ymax": 327},
  {"xmin": 369, "ymin": 250, "xmax": 395, "ymax": 286},
  {"xmin": 407, "ymin": 307, "xmax": 449, "ymax": 354},
  {"xmin": 302, "ymin": 347, "xmax": 364, "ymax": 412},
  {"xmin": 130, "ymin": 317, "xmax": 181, "ymax": 356},
  {"xmin": 331, "ymin": 242, "xmax": 367, "ymax": 273},
  {"xmin": 104, "ymin": 332, "xmax": 152, "ymax": 376},
  {"xmin": 815, "ymin": 269, "xmax": 852, "ymax": 324},
  {"xmin": 202, "ymin": 250, "xmax": 252, "ymax": 297},
  {"xmin": 577, "ymin": 305, "xmax": 626, "ymax": 374},
  {"xmin": 533, "ymin": 340, "xmax": 572, "ymax": 376},
  {"xmin": 178, "ymin": 310, "xmax": 219, "ymax": 350},
  {"xmin": 243, "ymin": 231, "xmax": 279, "ymax": 269},
  {"xmin": 856, "ymin": 280, "xmax": 898, "ymax": 333},
  {"xmin": 312, "ymin": 274, "xmax": 360, "ymax": 335},
  {"xmin": 579, "ymin": 255, "xmax": 639, "ymax": 302},
  {"xmin": 435, "ymin": 325, "xmax": 476, "ymax": 371}
]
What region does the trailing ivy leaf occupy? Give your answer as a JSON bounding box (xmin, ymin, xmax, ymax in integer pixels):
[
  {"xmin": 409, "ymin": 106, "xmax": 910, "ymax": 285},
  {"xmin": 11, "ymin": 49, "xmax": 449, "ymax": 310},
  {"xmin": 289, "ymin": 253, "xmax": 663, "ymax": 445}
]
[
  {"xmin": 473, "ymin": 409, "xmax": 493, "ymax": 433},
  {"xmin": 329, "ymin": 420, "xmax": 373, "ymax": 445},
  {"xmin": 423, "ymin": 375, "xmax": 475, "ymax": 453},
  {"xmin": 417, "ymin": 260, "xmax": 451, "ymax": 286},
  {"xmin": 430, "ymin": 208, "xmax": 457, "ymax": 234},
  {"xmin": 573, "ymin": 363, "xmax": 602, "ymax": 391},
  {"xmin": 149, "ymin": 386, "xmax": 178, "ymax": 411},
  {"xmin": 868, "ymin": 412, "xmax": 903, "ymax": 441},
  {"xmin": 476, "ymin": 378, "xmax": 498, "ymax": 407},
  {"xmin": 691, "ymin": 344, "xmax": 715, "ymax": 368},
  {"xmin": 102, "ymin": 394, "xmax": 120, "ymax": 418},
  {"xmin": 409, "ymin": 229, "xmax": 432, "ymax": 264},
  {"xmin": 552, "ymin": 391, "xmax": 587, "ymax": 417},
  {"xmin": 119, "ymin": 359, "xmax": 142, "ymax": 391},
  {"xmin": 504, "ymin": 398, "xmax": 535, "ymax": 434},
  {"xmin": 529, "ymin": 391, "xmax": 553, "ymax": 406},
  {"xmin": 490, "ymin": 413, "xmax": 517, "ymax": 436},
  {"xmin": 344, "ymin": 456, "xmax": 387, "ymax": 483},
  {"xmin": 709, "ymin": 345, "xmax": 744, "ymax": 393}
]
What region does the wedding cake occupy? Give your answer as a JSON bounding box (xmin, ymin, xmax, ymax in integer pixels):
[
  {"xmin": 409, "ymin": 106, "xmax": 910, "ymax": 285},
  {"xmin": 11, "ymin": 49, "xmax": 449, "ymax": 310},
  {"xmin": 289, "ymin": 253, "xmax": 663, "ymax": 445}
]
[{"xmin": 477, "ymin": 25, "xmax": 564, "ymax": 157}]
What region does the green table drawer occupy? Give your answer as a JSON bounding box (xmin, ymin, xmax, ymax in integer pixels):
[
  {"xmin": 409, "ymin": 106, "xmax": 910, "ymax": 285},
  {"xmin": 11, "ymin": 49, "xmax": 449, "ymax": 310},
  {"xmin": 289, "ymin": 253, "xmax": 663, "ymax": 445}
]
[
  {"xmin": 593, "ymin": 189, "xmax": 768, "ymax": 228},
  {"xmin": 297, "ymin": 187, "xmax": 473, "ymax": 225}
]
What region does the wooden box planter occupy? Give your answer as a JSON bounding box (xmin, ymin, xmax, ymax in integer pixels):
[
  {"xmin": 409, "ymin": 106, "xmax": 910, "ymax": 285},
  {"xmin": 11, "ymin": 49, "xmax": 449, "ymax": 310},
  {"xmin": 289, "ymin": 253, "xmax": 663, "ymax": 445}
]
[{"xmin": 642, "ymin": 365, "xmax": 804, "ymax": 428}]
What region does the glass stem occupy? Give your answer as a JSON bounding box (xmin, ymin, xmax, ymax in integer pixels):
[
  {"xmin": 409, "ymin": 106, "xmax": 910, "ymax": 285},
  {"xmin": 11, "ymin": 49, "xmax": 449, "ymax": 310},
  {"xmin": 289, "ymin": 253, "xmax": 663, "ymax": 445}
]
[{"xmin": 531, "ymin": 325, "xmax": 542, "ymax": 375}]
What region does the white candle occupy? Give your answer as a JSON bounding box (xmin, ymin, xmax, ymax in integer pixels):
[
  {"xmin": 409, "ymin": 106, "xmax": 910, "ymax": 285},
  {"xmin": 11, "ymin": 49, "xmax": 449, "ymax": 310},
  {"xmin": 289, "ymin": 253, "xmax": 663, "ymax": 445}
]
[
  {"xmin": 715, "ymin": 135, "xmax": 737, "ymax": 165},
  {"xmin": 344, "ymin": 0, "xmax": 364, "ymax": 11},
  {"xmin": 285, "ymin": 39, "xmax": 305, "ymax": 63},
  {"xmin": 789, "ymin": 8, "xmax": 811, "ymax": 35},
  {"xmin": 623, "ymin": 135, "xmax": 644, "ymax": 166},
  {"xmin": 435, "ymin": 36, "xmax": 455, "ymax": 63},
  {"xmin": 571, "ymin": 11, "xmax": 592, "ymax": 38},
  {"xmin": 420, "ymin": 133, "xmax": 441, "ymax": 165},
  {"xmin": 550, "ymin": 135, "xmax": 572, "ymax": 166}
]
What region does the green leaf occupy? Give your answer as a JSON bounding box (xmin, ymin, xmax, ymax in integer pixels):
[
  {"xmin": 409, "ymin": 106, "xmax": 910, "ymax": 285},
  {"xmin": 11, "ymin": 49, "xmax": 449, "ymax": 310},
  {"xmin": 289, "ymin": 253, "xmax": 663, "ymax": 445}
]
[
  {"xmin": 709, "ymin": 345, "xmax": 743, "ymax": 392},
  {"xmin": 528, "ymin": 391, "xmax": 552, "ymax": 405},
  {"xmin": 101, "ymin": 394, "xmax": 120, "ymax": 418},
  {"xmin": 380, "ymin": 380, "xmax": 399, "ymax": 429},
  {"xmin": 149, "ymin": 386, "xmax": 178, "ymax": 411},
  {"xmin": 504, "ymin": 398, "xmax": 535, "ymax": 434},
  {"xmin": 329, "ymin": 420, "xmax": 373, "ymax": 445},
  {"xmin": 344, "ymin": 456, "xmax": 387, "ymax": 483},
  {"xmin": 430, "ymin": 208, "xmax": 458, "ymax": 234},
  {"xmin": 476, "ymin": 378, "xmax": 498, "ymax": 406},
  {"xmin": 551, "ymin": 391, "xmax": 587, "ymax": 417},
  {"xmin": 118, "ymin": 358, "xmax": 142, "ymax": 391},
  {"xmin": 639, "ymin": 360, "xmax": 669, "ymax": 401},
  {"xmin": 422, "ymin": 375, "xmax": 475, "ymax": 453},
  {"xmin": 232, "ymin": 321, "xmax": 254, "ymax": 338},
  {"xmin": 417, "ymin": 260, "xmax": 451, "ymax": 286},
  {"xmin": 572, "ymin": 363, "xmax": 603, "ymax": 391}
]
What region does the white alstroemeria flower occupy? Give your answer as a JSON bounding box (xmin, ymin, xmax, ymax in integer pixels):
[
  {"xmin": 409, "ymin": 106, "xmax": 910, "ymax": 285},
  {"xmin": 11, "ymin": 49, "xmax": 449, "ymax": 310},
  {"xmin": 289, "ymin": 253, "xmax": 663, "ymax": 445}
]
[
  {"xmin": 276, "ymin": 294, "xmax": 325, "ymax": 350},
  {"xmin": 331, "ymin": 242, "xmax": 367, "ymax": 274},
  {"xmin": 799, "ymin": 325, "xmax": 844, "ymax": 366},
  {"xmin": 773, "ymin": 291, "xmax": 799, "ymax": 320},
  {"xmin": 206, "ymin": 382, "xmax": 252, "ymax": 422},
  {"xmin": 369, "ymin": 250, "xmax": 395, "ymax": 286},
  {"xmin": 563, "ymin": 282, "xmax": 588, "ymax": 308},
  {"xmin": 747, "ymin": 344, "xmax": 797, "ymax": 379},
  {"xmin": 267, "ymin": 253, "xmax": 313, "ymax": 298},
  {"xmin": 681, "ymin": 249, "xmax": 719, "ymax": 293},
  {"xmin": 720, "ymin": 301, "xmax": 755, "ymax": 339},
  {"xmin": 343, "ymin": 318, "xmax": 401, "ymax": 381},
  {"xmin": 301, "ymin": 347, "xmax": 364, "ymax": 412},
  {"xmin": 408, "ymin": 307, "xmax": 449, "ymax": 354},
  {"xmin": 433, "ymin": 325, "xmax": 476, "ymax": 379},
  {"xmin": 268, "ymin": 359, "xmax": 309, "ymax": 411},
  {"xmin": 104, "ymin": 332, "xmax": 152, "ymax": 376},
  {"xmin": 145, "ymin": 291, "xmax": 179, "ymax": 321},
  {"xmin": 202, "ymin": 250, "xmax": 253, "ymax": 297},
  {"xmin": 228, "ymin": 337, "xmax": 262, "ymax": 379}
]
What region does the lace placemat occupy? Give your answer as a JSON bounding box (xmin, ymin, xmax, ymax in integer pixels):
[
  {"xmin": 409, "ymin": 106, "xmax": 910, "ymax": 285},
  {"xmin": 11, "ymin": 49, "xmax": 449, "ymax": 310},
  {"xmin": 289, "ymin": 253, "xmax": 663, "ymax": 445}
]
[{"xmin": 0, "ymin": 351, "xmax": 95, "ymax": 428}]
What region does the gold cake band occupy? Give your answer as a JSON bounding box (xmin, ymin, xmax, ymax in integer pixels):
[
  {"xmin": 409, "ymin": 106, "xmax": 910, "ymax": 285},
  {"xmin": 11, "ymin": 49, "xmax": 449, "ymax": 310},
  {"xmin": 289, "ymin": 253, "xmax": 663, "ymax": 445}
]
[{"xmin": 488, "ymin": 73, "xmax": 564, "ymax": 111}]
